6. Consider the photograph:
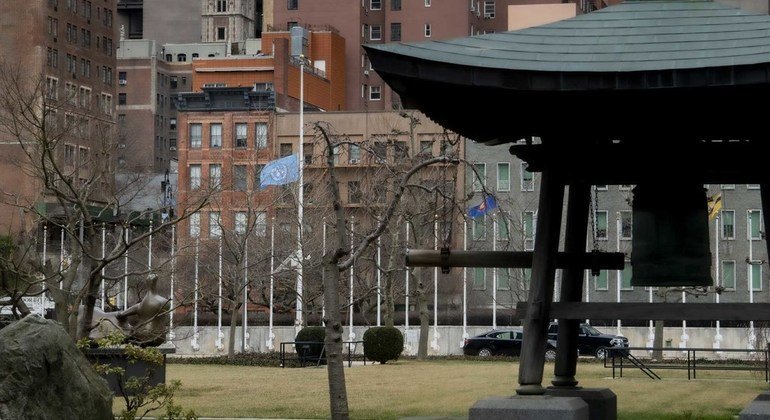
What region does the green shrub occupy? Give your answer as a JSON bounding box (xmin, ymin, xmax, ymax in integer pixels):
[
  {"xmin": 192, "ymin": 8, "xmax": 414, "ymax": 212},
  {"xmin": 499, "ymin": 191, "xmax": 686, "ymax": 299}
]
[
  {"xmin": 363, "ymin": 327, "xmax": 403, "ymax": 364},
  {"xmin": 295, "ymin": 326, "xmax": 326, "ymax": 362}
]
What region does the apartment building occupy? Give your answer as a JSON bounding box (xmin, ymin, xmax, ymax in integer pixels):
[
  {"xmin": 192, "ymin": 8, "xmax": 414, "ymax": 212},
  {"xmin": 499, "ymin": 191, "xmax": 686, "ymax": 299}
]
[
  {"xmin": 117, "ymin": 0, "xmax": 203, "ymax": 44},
  {"xmin": 0, "ymin": 0, "xmax": 118, "ymax": 233}
]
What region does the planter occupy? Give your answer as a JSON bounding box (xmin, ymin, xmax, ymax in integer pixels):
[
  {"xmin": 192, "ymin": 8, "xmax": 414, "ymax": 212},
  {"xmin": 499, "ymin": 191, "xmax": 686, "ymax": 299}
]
[{"xmin": 84, "ymin": 347, "xmax": 175, "ymax": 395}]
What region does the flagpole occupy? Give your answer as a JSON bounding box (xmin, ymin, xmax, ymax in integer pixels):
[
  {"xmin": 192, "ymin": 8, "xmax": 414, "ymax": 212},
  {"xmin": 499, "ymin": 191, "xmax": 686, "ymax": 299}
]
[
  {"xmin": 462, "ymin": 220, "xmax": 468, "ymax": 348},
  {"xmin": 322, "ymin": 218, "xmax": 326, "ymax": 324},
  {"xmin": 216, "ymin": 236, "xmax": 224, "ymax": 351},
  {"xmin": 147, "ymin": 220, "xmax": 153, "ymax": 268},
  {"xmin": 100, "ymin": 223, "xmax": 105, "ymax": 311},
  {"xmin": 405, "ymin": 222, "xmax": 410, "ymax": 336},
  {"xmin": 123, "ymin": 228, "xmax": 129, "ymax": 310},
  {"xmin": 243, "ymin": 237, "xmax": 251, "ymax": 351},
  {"xmin": 269, "ymin": 217, "xmax": 275, "ymax": 350},
  {"xmin": 492, "ymin": 216, "xmax": 497, "ymax": 330},
  {"xmin": 377, "ymin": 236, "xmax": 382, "ymax": 327},
  {"xmin": 296, "ymin": 54, "xmax": 306, "ymax": 330},
  {"xmin": 192, "ymin": 237, "xmax": 200, "ymax": 351},
  {"xmin": 349, "ymin": 217, "xmax": 355, "ymax": 341},
  {"xmin": 169, "ymin": 224, "xmax": 175, "ymax": 341},
  {"xmin": 431, "ymin": 216, "xmax": 439, "ymax": 351},
  {"xmin": 714, "ymin": 215, "xmax": 722, "ymax": 351}
]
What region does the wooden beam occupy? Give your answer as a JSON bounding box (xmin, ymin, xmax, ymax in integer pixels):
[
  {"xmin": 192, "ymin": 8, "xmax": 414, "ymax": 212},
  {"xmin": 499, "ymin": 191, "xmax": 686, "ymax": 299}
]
[
  {"xmin": 516, "ymin": 302, "xmax": 770, "ymax": 321},
  {"xmin": 405, "ymin": 249, "xmax": 624, "ymax": 270}
]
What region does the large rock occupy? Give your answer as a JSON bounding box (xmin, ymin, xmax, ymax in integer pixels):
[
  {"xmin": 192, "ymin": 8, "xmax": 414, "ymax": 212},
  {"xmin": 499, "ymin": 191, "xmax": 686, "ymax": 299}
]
[{"xmin": 0, "ymin": 315, "xmax": 113, "ymax": 420}]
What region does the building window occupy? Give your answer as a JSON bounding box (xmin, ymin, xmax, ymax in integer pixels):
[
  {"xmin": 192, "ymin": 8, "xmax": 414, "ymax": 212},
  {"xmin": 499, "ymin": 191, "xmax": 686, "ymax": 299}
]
[
  {"xmin": 721, "ymin": 184, "xmax": 735, "ymax": 190},
  {"xmin": 484, "ymin": 1, "xmax": 495, "ymax": 18},
  {"xmin": 217, "ymin": 27, "xmax": 226, "ymax": 40},
  {"xmin": 304, "ymin": 143, "xmax": 314, "ymax": 165},
  {"xmin": 348, "ymin": 181, "xmax": 361, "ymax": 204},
  {"xmin": 424, "ymin": 23, "xmax": 431, "ymax": 37},
  {"xmin": 234, "ymin": 165, "xmax": 247, "ymax": 191},
  {"xmin": 425, "ymin": 0, "xmax": 431, "ymax": 6},
  {"xmin": 497, "ymin": 215, "xmax": 509, "ymax": 240},
  {"xmin": 594, "ymin": 210, "xmax": 608, "ymax": 240},
  {"xmin": 280, "ymin": 143, "xmax": 293, "ymax": 157},
  {"xmin": 235, "ymin": 212, "xmax": 247, "ymax": 234},
  {"xmin": 216, "ymin": 0, "xmax": 227, "ymax": 12},
  {"xmin": 521, "ymin": 268, "xmax": 531, "ymax": 291},
  {"xmin": 472, "ymin": 217, "xmax": 485, "ymax": 240},
  {"xmin": 391, "ymin": 0, "xmax": 401, "ymax": 10},
  {"xmin": 594, "ymin": 270, "xmax": 608, "ymax": 290},
  {"xmin": 169, "ymin": 118, "xmax": 177, "ymax": 131},
  {"xmin": 521, "ymin": 163, "xmax": 534, "ymax": 191},
  {"xmin": 419, "ymin": 140, "xmax": 433, "ymax": 157},
  {"xmin": 64, "ymin": 144, "xmax": 75, "ymax": 166},
  {"xmin": 390, "ymin": 22, "xmax": 401, "ymax": 41},
  {"xmin": 370, "ymin": 0, "xmax": 381, "ymax": 10},
  {"xmin": 256, "ymin": 123, "xmax": 268, "ymax": 149},
  {"xmin": 210, "ymin": 123, "xmax": 222, "ymax": 148},
  {"xmin": 210, "ymin": 164, "xmax": 222, "ymax": 188},
  {"xmin": 235, "ymin": 123, "xmax": 247, "ymax": 148},
  {"xmin": 190, "ymin": 124, "xmax": 202, "ymax": 148},
  {"xmin": 362, "ymin": 24, "xmax": 369, "ymax": 39},
  {"xmin": 722, "ymin": 260, "xmax": 736, "ymax": 290},
  {"xmin": 370, "ymin": 85, "xmax": 381, "ymax": 101},
  {"xmin": 349, "ymin": 144, "xmax": 361, "ymax": 164},
  {"xmin": 523, "ymin": 211, "xmax": 535, "ymax": 251},
  {"xmin": 118, "ymin": 71, "xmax": 126, "ymax": 83},
  {"xmin": 748, "ymin": 184, "xmax": 761, "ymax": 190},
  {"xmin": 498, "ymin": 268, "xmax": 511, "ymax": 290},
  {"xmin": 177, "ymin": 54, "xmax": 186, "ymax": 62},
  {"xmin": 79, "ymin": 87, "xmax": 91, "ymax": 108},
  {"xmin": 189, "ymin": 164, "xmax": 201, "ymax": 190},
  {"xmin": 170, "ymin": 76, "xmax": 178, "ymax": 89},
  {"xmin": 497, "ymin": 162, "xmax": 510, "ymax": 191},
  {"xmin": 45, "ymin": 76, "xmax": 58, "ymax": 100},
  {"xmin": 751, "ymin": 262, "xmax": 762, "ymax": 291},
  {"xmin": 333, "ymin": 145, "xmax": 342, "ymax": 165},
  {"xmin": 620, "ymin": 211, "xmax": 632, "ymax": 239},
  {"xmin": 118, "ymin": 92, "xmax": 126, "ymax": 105},
  {"xmin": 255, "ymin": 212, "xmax": 267, "ymax": 236},
  {"xmin": 472, "ymin": 163, "xmax": 486, "ymax": 192},
  {"xmin": 287, "ymin": 21, "xmax": 298, "ymax": 30},
  {"xmin": 370, "ymin": 25, "xmax": 382, "ymax": 40},
  {"xmin": 620, "ymin": 262, "xmax": 633, "ymax": 290},
  {"xmin": 473, "ymin": 267, "xmax": 485, "ymax": 290},
  {"xmin": 722, "ymin": 210, "xmax": 735, "ymax": 239},
  {"xmin": 748, "ymin": 210, "xmax": 762, "ymax": 240},
  {"xmin": 189, "ymin": 212, "xmax": 201, "ymax": 237},
  {"xmin": 288, "ymin": 0, "xmax": 298, "ymax": 10},
  {"xmin": 209, "ymin": 212, "xmax": 221, "ymax": 237}
]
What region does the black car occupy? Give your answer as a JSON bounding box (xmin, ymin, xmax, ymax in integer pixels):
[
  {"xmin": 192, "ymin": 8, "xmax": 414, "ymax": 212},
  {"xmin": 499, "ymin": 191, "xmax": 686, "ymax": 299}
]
[
  {"xmin": 463, "ymin": 329, "xmax": 557, "ymax": 360},
  {"xmin": 547, "ymin": 322, "xmax": 629, "ymax": 359}
]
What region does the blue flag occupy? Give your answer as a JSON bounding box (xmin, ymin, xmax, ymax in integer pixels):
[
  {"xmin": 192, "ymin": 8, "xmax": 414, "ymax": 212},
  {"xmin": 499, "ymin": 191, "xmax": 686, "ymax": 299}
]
[
  {"xmin": 260, "ymin": 154, "xmax": 300, "ymax": 188},
  {"xmin": 467, "ymin": 195, "xmax": 497, "ymax": 219}
]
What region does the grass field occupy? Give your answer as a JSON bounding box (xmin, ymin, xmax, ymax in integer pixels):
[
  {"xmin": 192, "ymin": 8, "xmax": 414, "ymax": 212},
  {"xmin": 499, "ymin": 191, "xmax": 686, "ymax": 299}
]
[{"xmin": 126, "ymin": 359, "xmax": 769, "ymax": 419}]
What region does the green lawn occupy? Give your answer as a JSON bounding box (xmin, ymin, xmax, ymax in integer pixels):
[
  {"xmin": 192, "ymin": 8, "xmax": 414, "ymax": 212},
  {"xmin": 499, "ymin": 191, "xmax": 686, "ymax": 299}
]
[{"xmin": 124, "ymin": 359, "xmax": 768, "ymax": 419}]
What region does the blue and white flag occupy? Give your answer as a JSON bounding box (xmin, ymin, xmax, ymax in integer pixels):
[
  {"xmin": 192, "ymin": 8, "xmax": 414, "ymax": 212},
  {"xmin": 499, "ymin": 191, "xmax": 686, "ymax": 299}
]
[
  {"xmin": 467, "ymin": 195, "xmax": 497, "ymax": 219},
  {"xmin": 260, "ymin": 154, "xmax": 300, "ymax": 188}
]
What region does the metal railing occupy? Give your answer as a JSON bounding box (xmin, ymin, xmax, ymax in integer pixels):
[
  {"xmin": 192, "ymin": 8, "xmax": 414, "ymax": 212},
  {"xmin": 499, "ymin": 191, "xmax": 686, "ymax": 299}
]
[
  {"xmin": 279, "ymin": 341, "xmax": 366, "ymax": 368},
  {"xmin": 604, "ymin": 346, "xmax": 770, "ymax": 381}
]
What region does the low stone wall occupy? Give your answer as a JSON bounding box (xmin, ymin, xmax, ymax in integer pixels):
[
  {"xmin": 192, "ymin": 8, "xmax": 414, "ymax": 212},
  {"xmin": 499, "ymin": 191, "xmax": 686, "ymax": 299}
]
[{"xmin": 167, "ymin": 325, "xmax": 765, "ymax": 358}]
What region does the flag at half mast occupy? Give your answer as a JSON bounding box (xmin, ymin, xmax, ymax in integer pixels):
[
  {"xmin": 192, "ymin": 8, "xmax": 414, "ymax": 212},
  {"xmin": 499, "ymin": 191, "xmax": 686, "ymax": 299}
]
[
  {"xmin": 467, "ymin": 195, "xmax": 497, "ymax": 219},
  {"xmin": 260, "ymin": 154, "xmax": 300, "ymax": 188}
]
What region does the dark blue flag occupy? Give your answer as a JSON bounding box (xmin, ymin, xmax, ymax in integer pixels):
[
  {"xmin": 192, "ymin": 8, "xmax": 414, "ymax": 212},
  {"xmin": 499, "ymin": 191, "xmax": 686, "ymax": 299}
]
[{"xmin": 467, "ymin": 195, "xmax": 497, "ymax": 219}]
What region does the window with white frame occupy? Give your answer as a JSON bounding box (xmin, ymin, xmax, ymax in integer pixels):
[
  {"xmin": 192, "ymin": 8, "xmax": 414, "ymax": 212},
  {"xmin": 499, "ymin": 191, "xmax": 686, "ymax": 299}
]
[
  {"xmin": 521, "ymin": 163, "xmax": 534, "ymax": 191},
  {"xmin": 209, "ymin": 212, "xmax": 221, "ymax": 237},
  {"xmin": 189, "ymin": 212, "xmax": 201, "ymax": 237},
  {"xmin": 750, "ymin": 262, "xmax": 762, "ymax": 291},
  {"xmin": 497, "ymin": 162, "xmax": 510, "ymax": 191},
  {"xmin": 190, "ymin": 124, "xmax": 202, "ymax": 148},
  {"xmin": 748, "ymin": 184, "xmax": 761, "ymax": 190},
  {"xmin": 722, "ymin": 260, "xmax": 736, "ymax": 290},
  {"xmin": 521, "ymin": 268, "xmax": 531, "ymax": 291},
  {"xmin": 472, "ymin": 217, "xmax": 485, "ymax": 240},
  {"xmin": 594, "ymin": 270, "xmax": 608, "ymax": 290},
  {"xmin": 473, "ymin": 267, "xmax": 485, "ymax": 290},
  {"xmin": 370, "ymin": 25, "xmax": 382, "ymax": 40},
  {"xmin": 209, "ymin": 164, "xmax": 222, "ymax": 188},
  {"xmin": 189, "ymin": 164, "xmax": 201, "ymax": 190},
  {"xmin": 288, "ymin": 0, "xmax": 298, "ymax": 10},
  {"xmin": 210, "ymin": 123, "xmax": 222, "ymax": 148},
  {"xmin": 64, "ymin": 144, "xmax": 75, "ymax": 166},
  {"xmin": 349, "ymin": 144, "xmax": 361, "ymax": 163},
  {"xmin": 620, "ymin": 262, "xmax": 632, "ymax": 290},
  {"xmin": 370, "ymin": 0, "xmax": 381, "ymax": 9},
  {"xmin": 424, "ymin": 23, "xmax": 431, "ymax": 37},
  {"xmin": 595, "ymin": 184, "xmax": 608, "ymax": 191},
  {"xmin": 235, "ymin": 211, "xmax": 247, "ymax": 234},
  {"xmin": 255, "ymin": 122, "xmax": 267, "ymax": 149},
  {"xmin": 46, "ymin": 76, "xmax": 59, "ymax": 100},
  {"xmin": 620, "ymin": 211, "xmax": 632, "ymax": 239},
  {"xmin": 497, "ymin": 215, "xmax": 509, "ymax": 240},
  {"xmin": 255, "ymin": 211, "xmax": 267, "ymax": 236},
  {"xmin": 484, "ymin": 1, "xmax": 495, "ymax": 18},
  {"xmin": 594, "ymin": 210, "xmax": 608, "ymax": 240},
  {"xmin": 748, "ymin": 210, "xmax": 762, "ymax": 240},
  {"xmin": 235, "ymin": 123, "xmax": 247, "ymax": 148},
  {"xmin": 425, "ymin": 0, "xmax": 431, "ymax": 6},
  {"xmin": 721, "ymin": 184, "xmax": 735, "ymax": 190},
  {"xmin": 472, "ymin": 163, "xmax": 486, "ymax": 192},
  {"xmin": 498, "ymin": 268, "xmax": 511, "ymax": 290},
  {"xmin": 523, "ymin": 211, "xmax": 535, "ymax": 251},
  {"xmin": 722, "ymin": 210, "xmax": 735, "ymax": 239},
  {"xmin": 369, "ymin": 85, "xmax": 381, "ymax": 101}
]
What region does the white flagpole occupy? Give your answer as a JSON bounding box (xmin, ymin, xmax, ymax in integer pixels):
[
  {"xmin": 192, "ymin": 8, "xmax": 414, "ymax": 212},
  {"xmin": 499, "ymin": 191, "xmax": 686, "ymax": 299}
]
[
  {"xmin": 749, "ymin": 211, "xmax": 756, "ymax": 349},
  {"xmin": 296, "ymin": 54, "xmax": 306, "ymax": 330},
  {"xmin": 268, "ymin": 218, "xmax": 275, "ymax": 350},
  {"xmin": 714, "ymin": 215, "xmax": 722, "ymax": 350},
  {"xmin": 243, "ymin": 238, "xmax": 250, "ymax": 351},
  {"xmin": 585, "ymin": 269, "xmax": 590, "ymax": 325},
  {"xmin": 616, "ymin": 215, "xmax": 622, "ymax": 337},
  {"xmin": 405, "ymin": 222, "xmax": 410, "ymax": 333},
  {"xmin": 492, "ymin": 217, "xmax": 497, "ymax": 329},
  {"xmin": 216, "ymin": 236, "xmax": 224, "ymax": 351},
  {"xmin": 123, "ymin": 228, "xmax": 129, "ymax": 310},
  {"xmin": 59, "ymin": 226, "xmax": 64, "ymax": 290},
  {"xmin": 431, "ymin": 216, "xmax": 439, "ymax": 351},
  {"xmin": 42, "ymin": 224, "xmax": 47, "ymax": 266},
  {"xmin": 147, "ymin": 220, "xmax": 153, "ymax": 268},
  {"xmin": 192, "ymin": 237, "xmax": 200, "ymax": 351},
  {"xmin": 377, "ymin": 236, "xmax": 382, "ymax": 327},
  {"xmin": 169, "ymin": 225, "xmax": 175, "ymax": 340},
  {"xmin": 100, "ymin": 223, "xmax": 106, "ymax": 310},
  {"xmin": 462, "ymin": 220, "xmax": 468, "ymax": 348},
  {"xmin": 322, "ymin": 219, "xmax": 326, "ymax": 323},
  {"xmin": 349, "ymin": 217, "xmax": 355, "ymax": 341}
]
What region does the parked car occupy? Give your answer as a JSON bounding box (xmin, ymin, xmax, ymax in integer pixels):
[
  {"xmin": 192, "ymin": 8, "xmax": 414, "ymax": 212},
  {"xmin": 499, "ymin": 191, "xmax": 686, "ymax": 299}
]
[
  {"xmin": 463, "ymin": 328, "xmax": 557, "ymax": 361},
  {"xmin": 547, "ymin": 322, "xmax": 629, "ymax": 359}
]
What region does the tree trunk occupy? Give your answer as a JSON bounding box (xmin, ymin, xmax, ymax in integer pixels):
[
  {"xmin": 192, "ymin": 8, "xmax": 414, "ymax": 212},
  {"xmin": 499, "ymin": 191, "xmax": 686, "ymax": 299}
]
[
  {"xmin": 383, "ymin": 228, "xmax": 398, "ymax": 328},
  {"xmin": 416, "ymin": 270, "xmax": 429, "ymax": 360},
  {"xmin": 228, "ymin": 302, "xmax": 242, "ymax": 357},
  {"xmin": 653, "ymin": 320, "xmax": 664, "ymax": 361},
  {"xmin": 323, "ymin": 255, "xmax": 349, "ymax": 420}
]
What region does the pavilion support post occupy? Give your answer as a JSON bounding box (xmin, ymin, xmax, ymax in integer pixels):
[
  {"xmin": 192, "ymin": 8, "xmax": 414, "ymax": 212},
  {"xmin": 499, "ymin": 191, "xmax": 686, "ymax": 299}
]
[
  {"xmin": 517, "ymin": 170, "xmax": 565, "ymax": 396},
  {"xmin": 551, "ymin": 181, "xmax": 591, "ymax": 388},
  {"xmin": 760, "ymin": 182, "xmax": 770, "ymax": 265}
]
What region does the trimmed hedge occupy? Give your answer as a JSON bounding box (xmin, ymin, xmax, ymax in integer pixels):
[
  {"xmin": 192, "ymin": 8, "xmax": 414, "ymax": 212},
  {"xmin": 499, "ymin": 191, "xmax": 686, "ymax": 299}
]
[
  {"xmin": 363, "ymin": 327, "xmax": 403, "ymax": 364},
  {"xmin": 295, "ymin": 326, "xmax": 326, "ymax": 361}
]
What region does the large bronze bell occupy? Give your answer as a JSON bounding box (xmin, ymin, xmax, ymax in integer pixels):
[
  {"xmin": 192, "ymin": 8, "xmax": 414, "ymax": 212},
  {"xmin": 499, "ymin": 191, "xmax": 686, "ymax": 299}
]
[{"xmin": 631, "ymin": 183, "xmax": 713, "ymax": 287}]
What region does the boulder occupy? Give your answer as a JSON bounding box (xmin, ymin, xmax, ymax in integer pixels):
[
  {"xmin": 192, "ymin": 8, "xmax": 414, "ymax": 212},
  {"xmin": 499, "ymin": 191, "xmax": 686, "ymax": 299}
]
[{"xmin": 0, "ymin": 315, "xmax": 113, "ymax": 420}]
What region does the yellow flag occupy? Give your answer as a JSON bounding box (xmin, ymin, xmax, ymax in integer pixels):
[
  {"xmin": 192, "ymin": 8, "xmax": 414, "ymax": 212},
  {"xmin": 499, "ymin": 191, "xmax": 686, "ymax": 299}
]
[{"xmin": 708, "ymin": 193, "xmax": 722, "ymax": 221}]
